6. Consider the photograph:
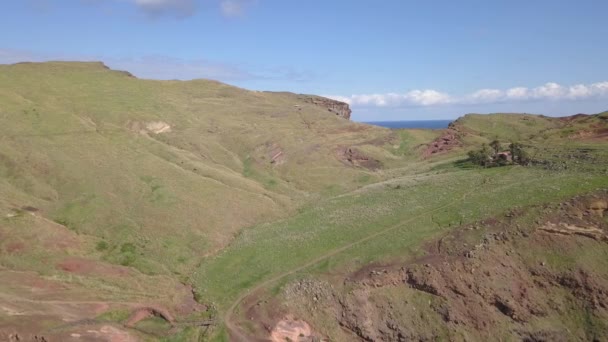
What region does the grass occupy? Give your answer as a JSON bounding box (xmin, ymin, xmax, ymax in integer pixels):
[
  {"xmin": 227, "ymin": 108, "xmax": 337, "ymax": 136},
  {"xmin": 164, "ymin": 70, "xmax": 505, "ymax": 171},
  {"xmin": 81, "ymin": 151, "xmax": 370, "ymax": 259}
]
[
  {"xmin": 96, "ymin": 308, "xmax": 132, "ymax": 322},
  {"xmin": 0, "ymin": 61, "xmax": 403, "ymax": 277},
  {"xmin": 390, "ymin": 129, "xmax": 441, "ymax": 157},
  {"xmin": 135, "ymin": 316, "xmax": 174, "ymax": 336},
  {"xmin": 455, "ymin": 113, "xmax": 558, "ymax": 142},
  {"xmin": 1, "ymin": 62, "xmax": 607, "ymax": 341},
  {"xmin": 194, "ymin": 165, "xmax": 608, "ymax": 311}
]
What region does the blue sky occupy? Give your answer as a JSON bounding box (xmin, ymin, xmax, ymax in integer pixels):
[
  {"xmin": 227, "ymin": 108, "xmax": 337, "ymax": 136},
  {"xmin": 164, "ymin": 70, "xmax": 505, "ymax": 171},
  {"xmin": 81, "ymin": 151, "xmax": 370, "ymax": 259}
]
[{"xmin": 1, "ymin": 0, "xmax": 607, "ymax": 121}]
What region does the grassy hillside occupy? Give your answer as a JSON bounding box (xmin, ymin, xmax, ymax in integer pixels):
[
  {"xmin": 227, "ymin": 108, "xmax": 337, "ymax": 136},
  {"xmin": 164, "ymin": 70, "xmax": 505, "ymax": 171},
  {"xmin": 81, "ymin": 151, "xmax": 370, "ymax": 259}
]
[
  {"xmin": 214, "ymin": 113, "xmax": 607, "ymax": 340},
  {"xmin": 454, "ymin": 112, "xmax": 608, "ymax": 145},
  {"xmin": 0, "ymin": 62, "xmax": 607, "ymax": 341},
  {"xmin": 0, "ymin": 62, "xmax": 404, "ymax": 274},
  {"xmin": 0, "ymin": 61, "xmax": 414, "ymax": 340}
]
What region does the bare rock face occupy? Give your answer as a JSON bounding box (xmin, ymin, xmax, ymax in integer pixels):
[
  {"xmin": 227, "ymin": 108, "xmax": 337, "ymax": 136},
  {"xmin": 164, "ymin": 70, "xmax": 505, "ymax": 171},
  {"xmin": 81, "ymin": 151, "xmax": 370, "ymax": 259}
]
[
  {"xmin": 337, "ymin": 147, "xmax": 382, "ymax": 170},
  {"xmin": 422, "ymin": 126, "xmax": 462, "ymax": 158},
  {"xmin": 302, "ymin": 96, "xmax": 352, "ymax": 120},
  {"xmin": 336, "ymin": 190, "xmax": 608, "ymax": 342}
]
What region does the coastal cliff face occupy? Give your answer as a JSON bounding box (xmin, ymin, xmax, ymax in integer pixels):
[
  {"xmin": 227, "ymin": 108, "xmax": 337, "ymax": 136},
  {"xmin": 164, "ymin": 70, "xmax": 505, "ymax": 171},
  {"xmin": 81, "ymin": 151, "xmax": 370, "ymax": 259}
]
[{"xmin": 301, "ymin": 95, "xmax": 352, "ymax": 120}]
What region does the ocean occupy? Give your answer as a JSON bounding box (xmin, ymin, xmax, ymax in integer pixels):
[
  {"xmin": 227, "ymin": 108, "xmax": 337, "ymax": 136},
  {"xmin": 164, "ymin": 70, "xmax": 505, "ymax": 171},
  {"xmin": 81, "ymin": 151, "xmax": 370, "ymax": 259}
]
[{"xmin": 364, "ymin": 120, "xmax": 452, "ymax": 129}]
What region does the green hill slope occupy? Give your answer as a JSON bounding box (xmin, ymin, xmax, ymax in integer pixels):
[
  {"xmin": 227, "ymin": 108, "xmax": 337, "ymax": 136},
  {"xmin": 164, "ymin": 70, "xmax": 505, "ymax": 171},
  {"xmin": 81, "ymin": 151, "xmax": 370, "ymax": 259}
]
[
  {"xmin": 0, "ymin": 62, "xmax": 402, "ymax": 274},
  {"xmin": 453, "ymin": 111, "xmax": 608, "ymax": 144},
  {"xmin": 0, "ymin": 61, "xmax": 411, "ymax": 340},
  {"xmin": 1, "ymin": 62, "xmax": 607, "ymax": 341}
]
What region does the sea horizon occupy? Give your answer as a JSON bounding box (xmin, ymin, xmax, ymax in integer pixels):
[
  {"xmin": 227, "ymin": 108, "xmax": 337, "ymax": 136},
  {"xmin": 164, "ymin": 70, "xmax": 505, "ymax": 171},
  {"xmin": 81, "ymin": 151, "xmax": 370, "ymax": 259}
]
[{"xmin": 362, "ymin": 120, "xmax": 452, "ymax": 129}]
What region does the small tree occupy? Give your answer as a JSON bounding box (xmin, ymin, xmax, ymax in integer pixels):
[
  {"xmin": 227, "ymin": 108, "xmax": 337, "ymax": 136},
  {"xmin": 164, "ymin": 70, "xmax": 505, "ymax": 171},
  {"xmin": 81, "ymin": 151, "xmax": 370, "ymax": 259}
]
[
  {"xmin": 509, "ymin": 142, "xmax": 519, "ymax": 159},
  {"xmin": 490, "ymin": 139, "xmax": 501, "ymax": 155},
  {"xmin": 509, "ymin": 142, "xmax": 529, "ymax": 165},
  {"xmin": 517, "ymin": 148, "xmax": 530, "ymax": 165},
  {"xmin": 468, "ymin": 143, "xmax": 492, "ymax": 167}
]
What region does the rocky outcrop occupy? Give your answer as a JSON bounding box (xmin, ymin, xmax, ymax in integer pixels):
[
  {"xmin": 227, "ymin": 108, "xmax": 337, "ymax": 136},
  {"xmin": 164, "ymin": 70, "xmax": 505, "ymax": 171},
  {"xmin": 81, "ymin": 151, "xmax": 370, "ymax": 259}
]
[
  {"xmin": 301, "ymin": 96, "xmax": 352, "ymax": 120},
  {"xmin": 337, "ymin": 190, "xmax": 608, "ymax": 341},
  {"xmin": 337, "ymin": 147, "xmax": 381, "ymax": 170},
  {"xmin": 422, "ymin": 127, "xmax": 461, "ymax": 158}
]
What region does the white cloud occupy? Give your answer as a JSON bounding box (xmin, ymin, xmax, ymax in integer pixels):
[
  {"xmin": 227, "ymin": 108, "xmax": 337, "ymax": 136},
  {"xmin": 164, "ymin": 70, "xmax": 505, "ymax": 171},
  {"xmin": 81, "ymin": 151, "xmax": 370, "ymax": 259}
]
[
  {"xmin": 566, "ymin": 82, "xmax": 608, "ymax": 99},
  {"xmin": 125, "ymin": 0, "xmax": 255, "ymax": 18},
  {"xmin": 567, "ymin": 84, "xmax": 591, "ymax": 99},
  {"xmin": 405, "ymin": 90, "xmax": 453, "ymax": 106},
  {"xmin": 506, "ymin": 87, "xmax": 529, "ymax": 100},
  {"xmin": 326, "ymin": 95, "xmax": 353, "ymax": 105},
  {"xmin": 325, "ymin": 90, "xmax": 452, "ymax": 107},
  {"xmin": 327, "ymin": 81, "xmax": 608, "ymax": 108},
  {"xmin": 130, "ymin": 0, "xmax": 197, "ymax": 17},
  {"xmin": 532, "ymin": 82, "xmax": 566, "ymax": 99},
  {"xmin": 469, "ymin": 89, "xmax": 504, "ymax": 103},
  {"xmin": 219, "ymin": 0, "xmax": 253, "ymax": 17}
]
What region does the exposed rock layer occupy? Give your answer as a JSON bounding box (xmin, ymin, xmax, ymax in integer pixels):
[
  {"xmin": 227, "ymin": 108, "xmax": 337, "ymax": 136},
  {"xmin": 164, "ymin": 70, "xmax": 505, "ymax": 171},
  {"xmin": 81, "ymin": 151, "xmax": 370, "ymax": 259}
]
[
  {"xmin": 337, "ymin": 190, "xmax": 608, "ymax": 341},
  {"xmin": 302, "ymin": 96, "xmax": 352, "ymax": 120}
]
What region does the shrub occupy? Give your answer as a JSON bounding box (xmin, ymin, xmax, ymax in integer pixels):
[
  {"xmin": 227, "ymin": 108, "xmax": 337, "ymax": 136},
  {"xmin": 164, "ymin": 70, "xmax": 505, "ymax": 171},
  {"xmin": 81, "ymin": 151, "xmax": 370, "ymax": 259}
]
[
  {"xmin": 96, "ymin": 241, "xmax": 109, "ymax": 251},
  {"xmin": 468, "ymin": 140, "xmax": 529, "ymax": 167},
  {"xmin": 120, "ymin": 242, "xmax": 136, "ymax": 254},
  {"xmin": 120, "ymin": 253, "xmax": 136, "ymax": 266},
  {"xmin": 467, "ymin": 144, "xmax": 493, "ymax": 167},
  {"xmin": 490, "ymin": 139, "xmax": 501, "ymax": 154}
]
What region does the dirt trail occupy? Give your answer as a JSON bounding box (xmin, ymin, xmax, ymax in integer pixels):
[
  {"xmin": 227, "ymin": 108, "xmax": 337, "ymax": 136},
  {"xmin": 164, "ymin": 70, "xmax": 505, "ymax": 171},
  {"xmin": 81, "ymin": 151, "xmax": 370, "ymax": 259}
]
[
  {"xmin": 0, "ymin": 292, "xmax": 146, "ymax": 306},
  {"xmin": 224, "ymin": 180, "xmax": 481, "ymax": 341}
]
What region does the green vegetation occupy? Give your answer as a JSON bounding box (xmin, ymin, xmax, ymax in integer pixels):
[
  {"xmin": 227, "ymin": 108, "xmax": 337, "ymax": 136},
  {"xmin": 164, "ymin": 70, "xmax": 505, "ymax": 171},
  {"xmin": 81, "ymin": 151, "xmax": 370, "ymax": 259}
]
[
  {"xmin": 196, "ymin": 165, "xmax": 608, "ymax": 309},
  {"xmin": 95, "ymin": 240, "xmax": 109, "ymax": 251},
  {"xmin": 467, "ymin": 140, "xmax": 530, "ymax": 167},
  {"xmin": 467, "ymin": 143, "xmax": 494, "ymax": 166},
  {"xmin": 96, "ymin": 308, "xmax": 132, "ymax": 322},
  {"xmin": 0, "ymin": 62, "xmax": 606, "ymax": 341},
  {"xmin": 0, "ymin": 61, "xmax": 402, "ymax": 276}
]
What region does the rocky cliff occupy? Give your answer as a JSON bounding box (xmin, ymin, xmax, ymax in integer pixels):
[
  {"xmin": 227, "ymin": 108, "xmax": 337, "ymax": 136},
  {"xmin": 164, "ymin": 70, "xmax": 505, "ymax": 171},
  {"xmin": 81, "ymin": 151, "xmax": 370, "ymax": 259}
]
[{"xmin": 300, "ymin": 95, "xmax": 352, "ymax": 120}]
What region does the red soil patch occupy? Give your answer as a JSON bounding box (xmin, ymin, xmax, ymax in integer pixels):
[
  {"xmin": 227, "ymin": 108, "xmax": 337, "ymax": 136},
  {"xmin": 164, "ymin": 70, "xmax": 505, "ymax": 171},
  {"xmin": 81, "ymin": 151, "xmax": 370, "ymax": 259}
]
[
  {"xmin": 57, "ymin": 257, "xmax": 131, "ymax": 277},
  {"xmin": 422, "ymin": 128, "xmax": 461, "ymax": 157},
  {"xmin": 5, "ymin": 242, "xmax": 25, "ymax": 254},
  {"xmin": 175, "ymin": 284, "xmax": 207, "ymax": 316}
]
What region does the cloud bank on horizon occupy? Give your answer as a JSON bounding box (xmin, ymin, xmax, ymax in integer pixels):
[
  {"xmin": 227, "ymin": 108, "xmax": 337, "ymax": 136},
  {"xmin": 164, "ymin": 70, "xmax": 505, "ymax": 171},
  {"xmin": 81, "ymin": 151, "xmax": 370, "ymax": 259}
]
[{"xmin": 326, "ymin": 81, "xmax": 608, "ymax": 108}]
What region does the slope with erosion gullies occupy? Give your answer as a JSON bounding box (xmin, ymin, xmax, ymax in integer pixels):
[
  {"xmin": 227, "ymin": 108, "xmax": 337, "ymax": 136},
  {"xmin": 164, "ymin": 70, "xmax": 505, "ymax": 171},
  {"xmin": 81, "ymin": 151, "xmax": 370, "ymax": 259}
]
[
  {"xmin": 243, "ymin": 188, "xmax": 608, "ymax": 342},
  {"xmin": 222, "ymin": 112, "xmax": 608, "ymax": 341},
  {"xmin": 0, "ymin": 62, "xmax": 408, "ymax": 339},
  {"xmin": 339, "ymin": 191, "xmax": 608, "ymax": 341},
  {"xmin": 0, "ymin": 61, "xmax": 398, "ymax": 268}
]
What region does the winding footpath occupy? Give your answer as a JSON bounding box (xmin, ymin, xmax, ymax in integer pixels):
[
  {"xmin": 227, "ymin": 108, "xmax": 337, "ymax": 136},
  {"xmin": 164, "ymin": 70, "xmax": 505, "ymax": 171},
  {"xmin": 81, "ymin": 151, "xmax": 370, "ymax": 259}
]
[{"xmin": 223, "ymin": 184, "xmax": 479, "ymax": 341}]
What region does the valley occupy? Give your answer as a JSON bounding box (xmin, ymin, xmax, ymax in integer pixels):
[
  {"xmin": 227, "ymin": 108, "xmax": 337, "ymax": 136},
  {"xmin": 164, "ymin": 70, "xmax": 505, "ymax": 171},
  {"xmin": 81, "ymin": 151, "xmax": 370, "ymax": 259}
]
[{"xmin": 0, "ymin": 62, "xmax": 607, "ymax": 341}]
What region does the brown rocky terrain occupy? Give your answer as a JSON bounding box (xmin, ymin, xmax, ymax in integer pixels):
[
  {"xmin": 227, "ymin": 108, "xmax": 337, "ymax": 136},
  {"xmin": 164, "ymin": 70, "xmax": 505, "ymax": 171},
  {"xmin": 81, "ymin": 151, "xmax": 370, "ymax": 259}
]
[
  {"xmin": 422, "ymin": 127, "xmax": 462, "ymax": 158},
  {"xmin": 242, "ymin": 190, "xmax": 608, "ymax": 341},
  {"xmin": 300, "ymin": 95, "xmax": 352, "ymax": 120},
  {"xmin": 336, "ymin": 190, "xmax": 608, "ymax": 341},
  {"xmin": 337, "ymin": 147, "xmax": 382, "ymax": 170}
]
